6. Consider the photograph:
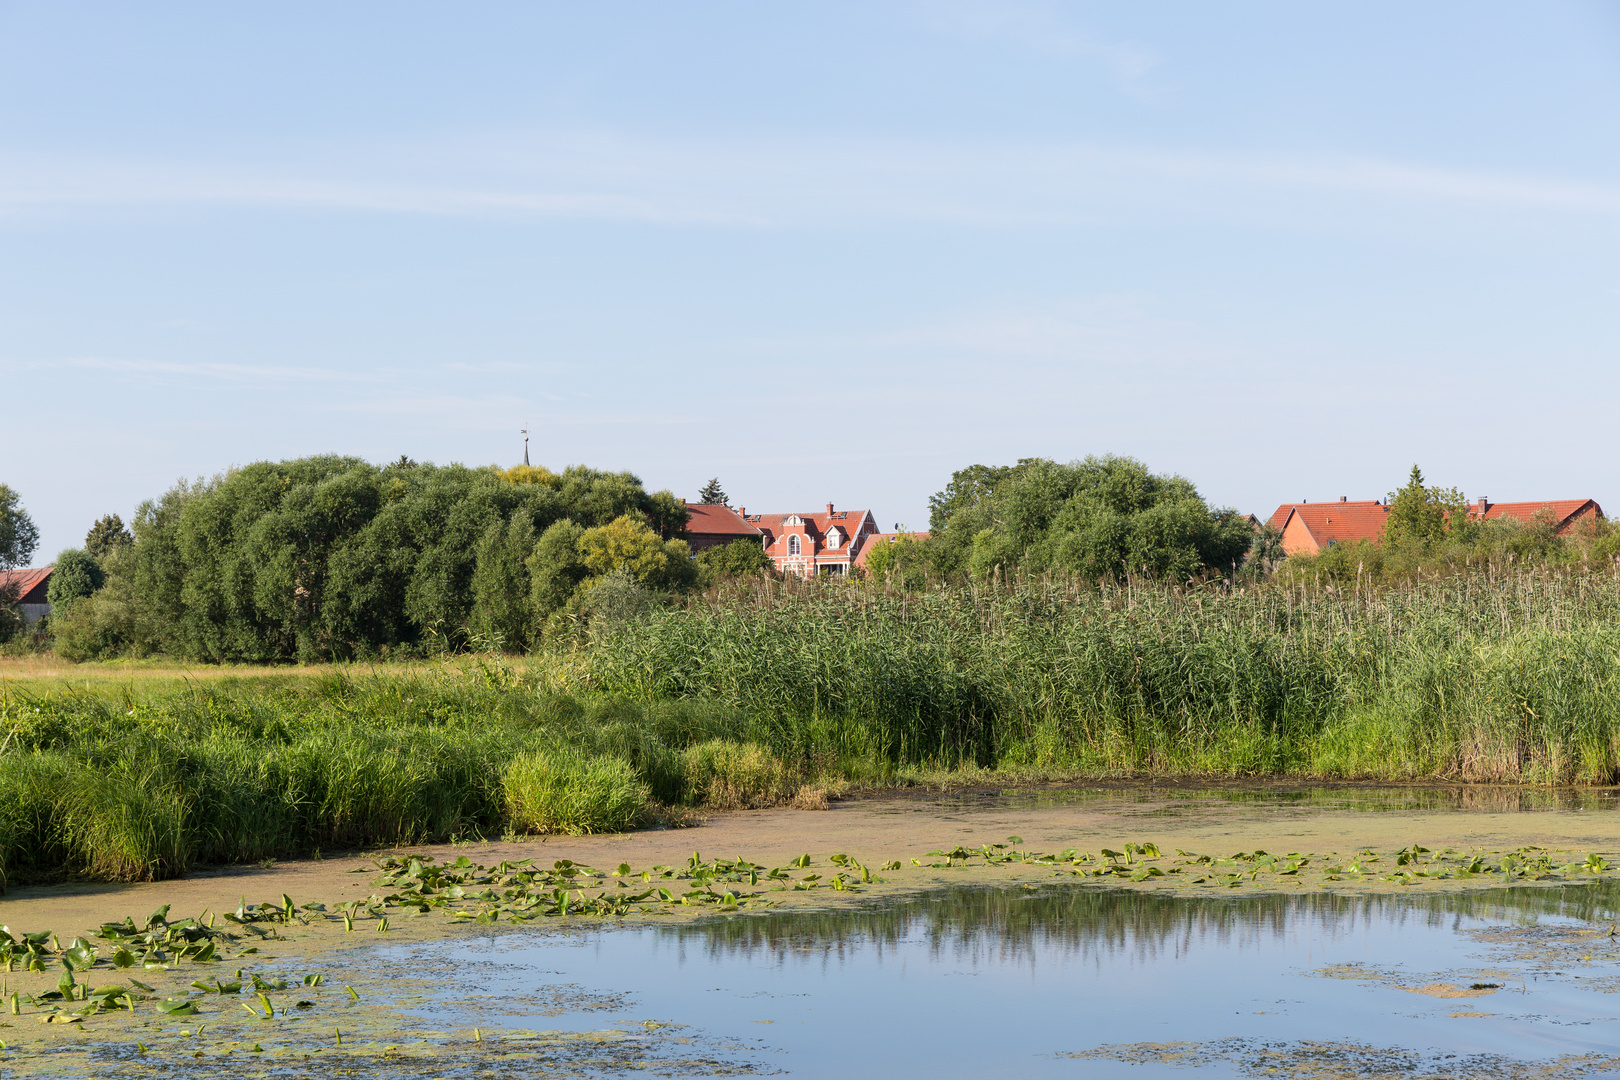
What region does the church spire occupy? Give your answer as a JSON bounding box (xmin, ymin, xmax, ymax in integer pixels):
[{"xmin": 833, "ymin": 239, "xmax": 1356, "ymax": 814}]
[{"xmin": 522, "ymin": 423, "xmax": 530, "ymax": 466}]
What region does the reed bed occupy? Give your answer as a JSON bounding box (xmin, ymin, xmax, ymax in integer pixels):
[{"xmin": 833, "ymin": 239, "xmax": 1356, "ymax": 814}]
[
  {"xmin": 7, "ymin": 568, "xmax": 1620, "ymax": 886},
  {"xmin": 581, "ymin": 569, "xmax": 1620, "ymax": 784},
  {"xmin": 0, "ymin": 672, "xmax": 758, "ymax": 887}
]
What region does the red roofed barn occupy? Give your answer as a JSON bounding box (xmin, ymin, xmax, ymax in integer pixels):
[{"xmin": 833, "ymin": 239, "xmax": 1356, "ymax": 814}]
[
  {"xmin": 1, "ymin": 566, "xmax": 53, "ymax": 626},
  {"xmin": 746, "ymin": 504, "xmax": 880, "ymax": 577}
]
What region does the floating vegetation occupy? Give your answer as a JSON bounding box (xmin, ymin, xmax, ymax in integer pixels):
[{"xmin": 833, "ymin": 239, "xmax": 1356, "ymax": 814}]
[
  {"xmin": 906, "ymin": 836, "xmax": 1620, "ymax": 895},
  {"xmin": 1069, "ymin": 1038, "xmax": 1620, "ymax": 1078}
]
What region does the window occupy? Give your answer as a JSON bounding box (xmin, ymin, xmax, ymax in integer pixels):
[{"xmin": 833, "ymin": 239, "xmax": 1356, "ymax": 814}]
[
  {"xmin": 787, "ymin": 535, "xmax": 801, "ymax": 555},
  {"xmin": 826, "ymin": 528, "xmax": 842, "ymax": 547}
]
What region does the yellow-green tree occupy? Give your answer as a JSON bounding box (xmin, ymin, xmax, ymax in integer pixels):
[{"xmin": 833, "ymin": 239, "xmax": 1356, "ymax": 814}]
[{"xmin": 579, "ymin": 515, "xmax": 696, "ymax": 591}]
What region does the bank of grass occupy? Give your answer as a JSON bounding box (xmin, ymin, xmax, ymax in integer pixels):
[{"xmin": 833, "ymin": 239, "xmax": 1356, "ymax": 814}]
[
  {"xmin": 581, "ymin": 568, "xmax": 1620, "ymax": 785},
  {"xmin": 11, "ymin": 567, "xmax": 1620, "ymax": 887},
  {"xmin": 0, "ymin": 670, "xmax": 812, "ymax": 888}
]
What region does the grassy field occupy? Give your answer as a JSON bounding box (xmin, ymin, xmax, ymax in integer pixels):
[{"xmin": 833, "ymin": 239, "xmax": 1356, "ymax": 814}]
[{"xmin": 7, "ymin": 567, "xmax": 1620, "ymax": 887}]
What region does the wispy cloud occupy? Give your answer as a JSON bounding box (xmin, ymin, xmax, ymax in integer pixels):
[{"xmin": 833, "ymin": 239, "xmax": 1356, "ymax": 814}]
[
  {"xmin": 914, "ymin": 1, "xmax": 1165, "ymax": 101},
  {"xmin": 3, "ymin": 132, "xmax": 1619, "ymax": 229}
]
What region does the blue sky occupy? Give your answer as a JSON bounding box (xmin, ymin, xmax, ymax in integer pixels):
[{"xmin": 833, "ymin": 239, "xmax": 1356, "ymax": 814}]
[{"xmin": 5, "ymin": 2, "xmax": 1620, "ymax": 557}]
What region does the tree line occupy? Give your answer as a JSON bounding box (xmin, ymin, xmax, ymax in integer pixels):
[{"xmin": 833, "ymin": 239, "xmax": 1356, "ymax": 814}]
[
  {"xmin": 5, "ymin": 457, "xmax": 767, "ymax": 661},
  {"xmin": 8, "ymin": 453, "xmax": 1611, "ymax": 662}
]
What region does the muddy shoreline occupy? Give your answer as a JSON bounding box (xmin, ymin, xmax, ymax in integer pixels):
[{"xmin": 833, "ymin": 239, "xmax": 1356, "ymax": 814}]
[{"xmin": 7, "ymin": 781, "xmax": 1620, "ymax": 939}]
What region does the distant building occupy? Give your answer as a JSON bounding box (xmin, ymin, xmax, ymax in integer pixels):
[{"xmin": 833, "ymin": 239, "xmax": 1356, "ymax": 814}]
[
  {"xmin": 853, "ymin": 531, "xmax": 931, "ymax": 572},
  {"xmin": 1266, "ymin": 496, "xmax": 1606, "ymax": 557},
  {"xmin": 683, "ymin": 501, "xmax": 763, "ymax": 553},
  {"xmin": 1466, "ymin": 497, "xmax": 1604, "ymax": 533},
  {"xmin": 744, "ymin": 504, "xmax": 881, "ymax": 577},
  {"xmin": 1266, "ymin": 499, "xmax": 1389, "ymax": 557},
  {"xmin": 1, "ymin": 567, "xmax": 53, "ymax": 625}
]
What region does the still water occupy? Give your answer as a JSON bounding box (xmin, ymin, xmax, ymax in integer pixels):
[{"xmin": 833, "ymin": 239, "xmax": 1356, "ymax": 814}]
[{"xmin": 400, "ymin": 882, "xmax": 1620, "ymax": 1078}]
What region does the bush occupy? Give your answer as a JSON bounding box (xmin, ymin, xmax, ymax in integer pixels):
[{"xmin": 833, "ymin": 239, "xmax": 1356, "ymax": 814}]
[
  {"xmin": 503, "ymin": 749, "xmax": 648, "ymax": 835},
  {"xmin": 680, "ymin": 740, "xmax": 801, "ymax": 810},
  {"xmin": 46, "ymin": 549, "xmax": 105, "ymax": 611}
]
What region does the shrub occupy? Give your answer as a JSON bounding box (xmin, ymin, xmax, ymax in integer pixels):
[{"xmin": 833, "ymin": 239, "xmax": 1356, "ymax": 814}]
[
  {"xmin": 680, "ymin": 740, "xmax": 800, "ymax": 810},
  {"xmin": 503, "ymin": 749, "xmax": 647, "ymax": 835}
]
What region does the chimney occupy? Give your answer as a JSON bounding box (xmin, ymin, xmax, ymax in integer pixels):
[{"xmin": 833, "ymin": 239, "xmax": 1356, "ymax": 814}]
[
  {"xmin": 1476, "ymin": 496, "xmax": 1488, "ymax": 512},
  {"xmin": 826, "ymin": 502, "xmax": 834, "ymax": 517},
  {"xmin": 738, "ymin": 506, "xmax": 746, "ymax": 517}
]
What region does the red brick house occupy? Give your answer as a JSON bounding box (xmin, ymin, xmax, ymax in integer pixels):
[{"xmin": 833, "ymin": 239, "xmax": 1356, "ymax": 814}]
[
  {"xmin": 1266, "ymin": 496, "xmax": 1605, "ymax": 556},
  {"xmin": 682, "ymin": 501, "xmax": 763, "ymax": 553},
  {"xmin": 745, "ymin": 504, "xmax": 881, "ymax": 577}
]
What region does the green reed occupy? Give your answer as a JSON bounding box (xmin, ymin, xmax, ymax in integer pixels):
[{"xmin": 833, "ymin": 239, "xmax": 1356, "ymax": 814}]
[
  {"xmin": 0, "ymin": 673, "xmax": 761, "ymax": 887},
  {"xmin": 580, "ymin": 568, "xmax": 1620, "ymax": 784}
]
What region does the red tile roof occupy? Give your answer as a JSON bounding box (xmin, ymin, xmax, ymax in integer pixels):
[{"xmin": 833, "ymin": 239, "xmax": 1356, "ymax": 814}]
[
  {"xmin": 1269, "ymin": 501, "xmax": 1388, "ymax": 552},
  {"xmin": 0, "ymin": 567, "xmax": 52, "ymax": 604},
  {"xmin": 683, "ymin": 502, "xmax": 761, "ymax": 539},
  {"xmin": 1472, "ymin": 499, "xmax": 1602, "ymax": 532}
]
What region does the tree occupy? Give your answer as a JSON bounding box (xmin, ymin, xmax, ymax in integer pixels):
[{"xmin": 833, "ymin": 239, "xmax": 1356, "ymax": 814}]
[
  {"xmin": 469, "ymin": 515, "xmax": 537, "ymax": 648},
  {"xmin": 861, "ymin": 531, "xmax": 929, "ymax": 588},
  {"xmin": 0, "ymin": 484, "xmax": 39, "ymax": 572},
  {"xmin": 928, "ymin": 456, "xmax": 1251, "ymax": 582},
  {"xmin": 698, "ymin": 477, "xmax": 728, "ymax": 505},
  {"xmin": 85, "ymin": 514, "xmax": 133, "ymax": 558},
  {"xmin": 47, "ymin": 549, "xmax": 106, "ymax": 611},
  {"xmin": 0, "ymin": 484, "xmax": 40, "ymax": 639},
  {"xmin": 1384, "ymin": 465, "xmax": 1468, "ymax": 550},
  {"xmin": 696, "ymin": 538, "xmax": 773, "ymax": 585},
  {"xmin": 527, "ymin": 520, "xmax": 589, "ymax": 619}
]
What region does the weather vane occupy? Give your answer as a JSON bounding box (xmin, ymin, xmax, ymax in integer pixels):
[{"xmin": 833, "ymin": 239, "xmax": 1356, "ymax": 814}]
[{"xmin": 522, "ymin": 422, "xmax": 530, "ymax": 466}]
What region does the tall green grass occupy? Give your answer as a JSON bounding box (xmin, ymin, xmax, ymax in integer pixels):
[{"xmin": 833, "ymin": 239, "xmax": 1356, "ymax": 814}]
[
  {"xmin": 10, "ymin": 568, "xmax": 1620, "ymax": 886},
  {"xmin": 581, "ymin": 569, "xmax": 1620, "ymax": 784},
  {"xmin": 0, "ymin": 673, "xmax": 779, "ymax": 887}
]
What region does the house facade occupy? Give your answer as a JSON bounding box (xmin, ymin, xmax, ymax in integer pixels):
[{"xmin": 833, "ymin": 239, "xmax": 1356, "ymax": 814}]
[{"xmin": 744, "ymin": 504, "xmax": 881, "ymax": 577}]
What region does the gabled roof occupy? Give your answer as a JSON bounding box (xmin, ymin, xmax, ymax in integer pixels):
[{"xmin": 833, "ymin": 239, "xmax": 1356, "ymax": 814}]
[
  {"xmin": 0, "ymin": 567, "xmax": 53, "ymax": 604},
  {"xmin": 683, "ymin": 501, "xmax": 761, "ymax": 539},
  {"xmin": 1473, "ymin": 499, "xmax": 1602, "ymax": 532},
  {"xmin": 1270, "ymin": 502, "xmax": 1388, "ymax": 548},
  {"xmin": 748, "ymin": 508, "xmax": 878, "ymax": 559}
]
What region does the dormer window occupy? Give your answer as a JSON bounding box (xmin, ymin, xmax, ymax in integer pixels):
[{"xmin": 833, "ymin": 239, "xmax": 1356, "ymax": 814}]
[
  {"xmin": 826, "ymin": 528, "xmax": 842, "ymax": 548},
  {"xmin": 784, "ymin": 515, "xmax": 803, "ymax": 526},
  {"xmin": 787, "ymin": 535, "xmax": 801, "ymax": 556}
]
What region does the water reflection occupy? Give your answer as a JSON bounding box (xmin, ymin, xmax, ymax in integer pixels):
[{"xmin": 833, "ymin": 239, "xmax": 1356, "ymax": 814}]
[
  {"xmin": 670, "ymin": 879, "xmax": 1620, "ymax": 965},
  {"xmin": 411, "ymin": 881, "xmax": 1620, "ymax": 1078},
  {"xmin": 909, "ymin": 782, "xmax": 1620, "ymax": 815}
]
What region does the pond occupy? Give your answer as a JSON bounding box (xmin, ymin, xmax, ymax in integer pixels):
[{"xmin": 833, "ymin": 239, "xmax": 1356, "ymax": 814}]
[{"xmin": 397, "ymin": 880, "xmax": 1620, "ymax": 1078}]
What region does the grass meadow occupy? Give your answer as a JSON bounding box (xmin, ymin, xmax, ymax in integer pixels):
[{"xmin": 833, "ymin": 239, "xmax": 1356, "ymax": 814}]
[{"xmin": 7, "ymin": 567, "xmax": 1620, "ymax": 887}]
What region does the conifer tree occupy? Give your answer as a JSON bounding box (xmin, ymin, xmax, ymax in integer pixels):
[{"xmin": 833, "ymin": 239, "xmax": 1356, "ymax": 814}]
[{"xmin": 698, "ymin": 477, "xmax": 728, "ymax": 505}]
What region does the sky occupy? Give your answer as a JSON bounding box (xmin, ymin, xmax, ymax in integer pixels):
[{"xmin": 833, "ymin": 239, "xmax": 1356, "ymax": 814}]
[{"xmin": 4, "ymin": 2, "xmax": 1620, "ymax": 558}]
